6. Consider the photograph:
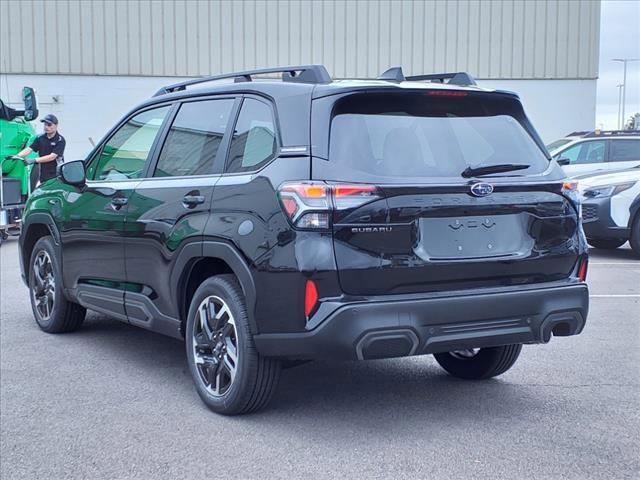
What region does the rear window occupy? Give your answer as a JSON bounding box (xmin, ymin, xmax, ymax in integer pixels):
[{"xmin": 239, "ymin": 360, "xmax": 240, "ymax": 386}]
[
  {"xmin": 329, "ymin": 92, "xmax": 549, "ymax": 181},
  {"xmin": 546, "ymin": 138, "xmax": 573, "ymax": 152}
]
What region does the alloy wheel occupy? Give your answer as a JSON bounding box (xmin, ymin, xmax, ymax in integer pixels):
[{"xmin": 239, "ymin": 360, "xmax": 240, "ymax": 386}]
[
  {"xmin": 31, "ymin": 250, "xmax": 55, "ymax": 321},
  {"xmin": 449, "ymin": 348, "xmax": 479, "ymax": 360},
  {"xmin": 192, "ymin": 295, "xmax": 239, "ymax": 396}
]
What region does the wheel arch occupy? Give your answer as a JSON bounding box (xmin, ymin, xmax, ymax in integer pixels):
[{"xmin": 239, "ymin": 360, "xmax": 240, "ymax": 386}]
[
  {"xmin": 175, "ymin": 241, "xmax": 258, "ymax": 337},
  {"xmin": 629, "ymin": 195, "xmax": 640, "ymax": 229},
  {"xmin": 20, "ymin": 213, "xmax": 61, "ymax": 287}
]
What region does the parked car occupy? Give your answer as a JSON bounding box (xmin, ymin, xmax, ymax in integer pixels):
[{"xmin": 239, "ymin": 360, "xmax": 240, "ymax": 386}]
[
  {"xmin": 576, "ymin": 166, "xmax": 640, "ymax": 256},
  {"xmin": 19, "ymin": 65, "xmax": 589, "ymax": 415},
  {"xmin": 547, "ymin": 130, "xmax": 640, "ymax": 177}
]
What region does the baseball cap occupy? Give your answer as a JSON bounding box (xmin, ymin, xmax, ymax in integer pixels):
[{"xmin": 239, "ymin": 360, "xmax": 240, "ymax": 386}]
[{"xmin": 40, "ymin": 114, "xmax": 58, "ymax": 125}]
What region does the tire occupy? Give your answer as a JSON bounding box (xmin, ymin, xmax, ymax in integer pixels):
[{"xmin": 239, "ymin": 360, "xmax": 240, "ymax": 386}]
[
  {"xmin": 587, "ymin": 238, "xmax": 626, "ymax": 249},
  {"xmin": 185, "ymin": 274, "xmax": 281, "ymax": 415},
  {"xmin": 434, "ymin": 344, "xmax": 522, "ymax": 380},
  {"xmin": 630, "ymin": 215, "xmax": 640, "ymax": 258},
  {"xmin": 28, "ymin": 236, "xmax": 86, "ymax": 333}
]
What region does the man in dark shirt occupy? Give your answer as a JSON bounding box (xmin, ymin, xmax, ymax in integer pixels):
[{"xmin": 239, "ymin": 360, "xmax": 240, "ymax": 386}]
[{"xmin": 14, "ymin": 114, "xmax": 66, "ymax": 184}]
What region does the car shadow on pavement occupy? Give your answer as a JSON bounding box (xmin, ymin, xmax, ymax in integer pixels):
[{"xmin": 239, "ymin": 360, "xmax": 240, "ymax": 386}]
[
  {"xmin": 75, "ymin": 312, "xmax": 555, "ymax": 428},
  {"xmin": 264, "ymin": 358, "xmax": 550, "ymax": 427},
  {"xmin": 588, "ymin": 244, "xmax": 638, "ymax": 261},
  {"xmin": 77, "ymin": 313, "xmax": 194, "ymax": 386}
]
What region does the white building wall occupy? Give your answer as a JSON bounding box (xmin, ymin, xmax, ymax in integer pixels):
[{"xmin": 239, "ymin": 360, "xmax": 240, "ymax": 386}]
[
  {"xmin": 477, "ymin": 78, "xmax": 598, "ymax": 143},
  {"xmin": 1, "ymin": 73, "xmax": 596, "ymax": 160},
  {"xmin": 1, "ymin": 0, "xmax": 601, "ymax": 157},
  {"xmin": 1, "ymin": 0, "xmax": 600, "ymax": 80},
  {"xmin": 1, "ymin": 74, "xmax": 190, "ymax": 161}
]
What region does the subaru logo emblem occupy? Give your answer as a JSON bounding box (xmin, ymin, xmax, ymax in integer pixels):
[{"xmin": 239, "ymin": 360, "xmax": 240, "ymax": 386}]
[{"xmin": 470, "ymin": 182, "xmax": 494, "ymax": 197}]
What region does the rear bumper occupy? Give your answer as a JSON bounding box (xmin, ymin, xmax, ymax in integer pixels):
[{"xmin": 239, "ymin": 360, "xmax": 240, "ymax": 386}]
[{"xmin": 253, "ymin": 283, "xmax": 589, "ymax": 360}]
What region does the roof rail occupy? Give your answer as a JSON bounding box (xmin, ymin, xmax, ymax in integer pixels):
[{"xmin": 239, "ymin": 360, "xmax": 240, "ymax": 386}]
[
  {"xmin": 406, "ymin": 72, "xmax": 477, "ymax": 86},
  {"xmin": 377, "ymin": 67, "xmax": 477, "ymax": 86},
  {"xmin": 566, "ymin": 131, "xmax": 591, "ymax": 137},
  {"xmin": 153, "ymin": 65, "xmax": 332, "ymax": 97},
  {"xmin": 584, "ymin": 130, "xmax": 640, "ymax": 138}
]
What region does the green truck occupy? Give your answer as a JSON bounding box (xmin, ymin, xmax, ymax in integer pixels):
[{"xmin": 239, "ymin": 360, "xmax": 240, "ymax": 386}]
[{"xmin": 1, "ymin": 87, "xmax": 38, "ymax": 241}]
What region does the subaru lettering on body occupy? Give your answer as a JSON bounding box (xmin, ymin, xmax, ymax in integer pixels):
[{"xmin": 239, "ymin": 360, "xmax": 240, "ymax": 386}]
[{"xmin": 351, "ymin": 226, "xmax": 394, "ymax": 233}]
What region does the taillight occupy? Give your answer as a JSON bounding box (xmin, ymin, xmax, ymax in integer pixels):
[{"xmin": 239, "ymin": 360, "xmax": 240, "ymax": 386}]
[
  {"xmin": 278, "ymin": 182, "xmax": 379, "ymax": 230},
  {"xmin": 304, "ymin": 279, "xmax": 319, "ymax": 318},
  {"xmin": 562, "ymin": 181, "xmax": 582, "ymax": 218},
  {"xmin": 333, "ymin": 184, "xmax": 379, "ymax": 209},
  {"xmin": 577, "ymin": 258, "xmax": 588, "ymax": 282}
]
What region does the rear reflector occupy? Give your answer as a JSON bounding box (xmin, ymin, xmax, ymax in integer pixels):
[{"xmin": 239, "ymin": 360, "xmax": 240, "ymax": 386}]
[
  {"xmin": 304, "ymin": 279, "xmax": 319, "ymax": 318},
  {"xmin": 578, "ymin": 258, "xmax": 588, "ymax": 282}
]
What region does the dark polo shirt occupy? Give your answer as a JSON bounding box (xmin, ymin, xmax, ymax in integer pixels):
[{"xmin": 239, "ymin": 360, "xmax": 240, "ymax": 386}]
[{"xmin": 29, "ymin": 132, "xmax": 66, "ymax": 182}]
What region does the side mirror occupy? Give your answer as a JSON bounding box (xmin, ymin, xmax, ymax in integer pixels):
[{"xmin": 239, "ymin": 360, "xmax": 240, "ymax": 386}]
[
  {"xmin": 556, "ymin": 157, "xmax": 570, "ymax": 166},
  {"xmin": 58, "ymin": 160, "xmax": 86, "ymax": 187},
  {"xmin": 22, "ymin": 87, "xmax": 38, "ymax": 121}
]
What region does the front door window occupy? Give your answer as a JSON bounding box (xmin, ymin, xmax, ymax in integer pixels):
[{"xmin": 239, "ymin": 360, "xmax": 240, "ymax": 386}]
[{"xmin": 88, "ymin": 106, "xmax": 171, "ymax": 181}]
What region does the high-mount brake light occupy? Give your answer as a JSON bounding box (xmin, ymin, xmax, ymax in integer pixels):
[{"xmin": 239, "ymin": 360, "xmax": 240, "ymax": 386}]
[
  {"xmin": 278, "ymin": 182, "xmax": 380, "ymax": 230},
  {"xmin": 426, "ymin": 90, "xmax": 468, "ymax": 97}
]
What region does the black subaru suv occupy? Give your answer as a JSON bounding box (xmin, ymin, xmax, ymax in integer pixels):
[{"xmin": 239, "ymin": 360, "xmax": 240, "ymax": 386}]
[{"xmin": 19, "ymin": 65, "xmax": 589, "ymax": 415}]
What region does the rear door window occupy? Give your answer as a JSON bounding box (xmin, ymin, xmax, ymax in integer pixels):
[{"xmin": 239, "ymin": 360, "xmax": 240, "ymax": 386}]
[
  {"xmin": 328, "ymin": 92, "xmax": 549, "ymax": 181},
  {"xmin": 153, "ymin": 99, "xmax": 234, "ymax": 177},
  {"xmin": 609, "ymin": 140, "xmax": 640, "ymax": 162},
  {"xmin": 226, "ymin": 98, "xmax": 277, "ymax": 173},
  {"xmin": 557, "ymin": 141, "xmax": 606, "ymax": 165}
]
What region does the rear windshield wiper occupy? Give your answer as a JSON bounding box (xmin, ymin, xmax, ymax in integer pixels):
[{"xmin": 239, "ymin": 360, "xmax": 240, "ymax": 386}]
[{"xmin": 461, "ymin": 163, "xmax": 530, "ymax": 178}]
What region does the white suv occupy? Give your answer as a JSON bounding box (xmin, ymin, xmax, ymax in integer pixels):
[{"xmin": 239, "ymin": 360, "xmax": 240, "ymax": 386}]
[
  {"xmin": 547, "ymin": 131, "xmax": 640, "ymax": 177},
  {"xmin": 577, "ymin": 167, "xmax": 640, "ymax": 256}
]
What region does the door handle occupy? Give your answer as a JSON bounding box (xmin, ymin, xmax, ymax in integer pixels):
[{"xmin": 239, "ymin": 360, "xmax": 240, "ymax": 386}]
[
  {"xmin": 183, "ymin": 194, "xmax": 205, "ymax": 206},
  {"xmin": 111, "ymin": 197, "xmax": 128, "ymax": 208}
]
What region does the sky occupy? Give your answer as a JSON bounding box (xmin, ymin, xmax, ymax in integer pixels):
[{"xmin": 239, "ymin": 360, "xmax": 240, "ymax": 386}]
[{"xmin": 596, "ymin": 0, "xmax": 640, "ymax": 130}]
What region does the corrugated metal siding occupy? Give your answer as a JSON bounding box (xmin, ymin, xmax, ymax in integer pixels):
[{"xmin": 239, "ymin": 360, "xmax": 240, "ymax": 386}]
[{"xmin": 0, "ymin": 0, "xmax": 600, "ymax": 79}]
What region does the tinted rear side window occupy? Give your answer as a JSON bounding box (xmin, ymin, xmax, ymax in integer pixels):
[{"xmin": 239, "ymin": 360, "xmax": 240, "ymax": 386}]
[
  {"xmin": 154, "ymin": 99, "xmax": 234, "ymax": 177},
  {"xmin": 226, "ymin": 98, "xmax": 277, "ymax": 173},
  {"xmin": 329, "ymin": 92, "xmax": 549, "ymax": 181},
  {"xmin": 609, "ymin": 140, "xmax": 640, "ymax": 162}
]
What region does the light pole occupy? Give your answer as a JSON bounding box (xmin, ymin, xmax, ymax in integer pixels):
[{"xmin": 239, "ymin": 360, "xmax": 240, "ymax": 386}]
[
  {"xmin": 613, "ymin": 58, "xmax": 639, "ymax": 130},
  {"xmin": 617, "ymin": 84, "xmax": 624, "ymax": 129}
]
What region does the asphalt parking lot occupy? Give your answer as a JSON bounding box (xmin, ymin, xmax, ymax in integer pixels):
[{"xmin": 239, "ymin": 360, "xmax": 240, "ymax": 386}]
[{"xmin": 1, "ymin": 237, "xmax": 638, "ymax": 480}]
